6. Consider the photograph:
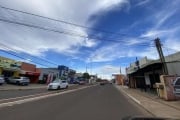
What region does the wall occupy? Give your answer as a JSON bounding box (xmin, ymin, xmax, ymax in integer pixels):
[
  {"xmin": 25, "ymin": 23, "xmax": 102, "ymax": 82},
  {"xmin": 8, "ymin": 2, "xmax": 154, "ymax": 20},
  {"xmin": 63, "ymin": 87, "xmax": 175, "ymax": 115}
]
[
  {"xmin": 39, "ymin": 68, "xmax": 59, "ymax": 80},
  {"xmin": 115, "ymin": 74, "xmax": 125, "ymax": 85},
  {"xmin": 165, "ymin": 52, "xmax": 180, "ymax": 75},
  {"xmin": 0, "ymin": 56, "xmax": 21, "ymax": 71},
  {"xmin": 144, "ymin": 74, "xmax": 150, "ymax": 85},
  {"xmin": 21, "ymin": 62, "xmax": 36, "ymax": 72},
  {"xmin": 167, "ymin": 62, "xmax": 180, "ymax": 75},
  {"xmin": 159, "ymin": 75, "xmax": 180, "ymax": 101}
]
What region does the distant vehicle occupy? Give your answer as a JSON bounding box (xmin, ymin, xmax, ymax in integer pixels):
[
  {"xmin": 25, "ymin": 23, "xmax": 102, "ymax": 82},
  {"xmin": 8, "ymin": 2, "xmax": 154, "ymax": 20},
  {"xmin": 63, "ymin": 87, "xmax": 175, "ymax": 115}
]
[
  {"xmin": 78, "ymin": 80, "xmax": 86, "ymax": 85},
  {"xmin": 47, "ymin": 79, "xmax": 68, "ymax": 90},
  {"xmin": 99, "ymin": 80, "xmax": 108, "ymax": 85},
  {"xmin": 73, "ymin": 80, "xmax": 80, "ymax": 84},
  {"xmin": 100, "ymin": 81, "xmax": 105, "ymax": 85},
  {"xmin": 0, "ymin": 76, "xmax": 5, "ymax": 85},
  {"xmin": 173, "ymin": 77, "xmax": 180, "ymax": 96},
  {"xmin": 8, "ymin": 77, "xmax": 30, "ymax": 85}
]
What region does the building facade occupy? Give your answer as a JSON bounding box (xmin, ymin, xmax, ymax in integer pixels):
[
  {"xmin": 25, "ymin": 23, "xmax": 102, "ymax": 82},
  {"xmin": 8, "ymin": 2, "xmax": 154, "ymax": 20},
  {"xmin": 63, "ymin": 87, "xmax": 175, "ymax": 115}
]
[
  {"xmin": 38, "ymin": 68, "xmax": 59, "ymax": 84},
  {"xmin": 126, "ymin": 52, "xmax": 180, "ymax": 91},
  {"xmin": 113, "ymin": 74, "xmax": 126, "ymax": 85},
  {"xmin": 20, "ymin": 62, "xmax": 40, "ymax": 83},
  {"xmin": 58, "ymin": 65, "xmax": 69, "ymax": 79},
  {"xmin": 0, "ymin": 56, "xmax": 21, "ymax": 80}
]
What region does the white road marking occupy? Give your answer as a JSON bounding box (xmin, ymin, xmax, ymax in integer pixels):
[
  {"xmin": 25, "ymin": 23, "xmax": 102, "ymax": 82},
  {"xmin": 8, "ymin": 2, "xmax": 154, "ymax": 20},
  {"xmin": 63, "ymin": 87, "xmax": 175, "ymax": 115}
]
[
  {"xmin": 114, "ymin": 85, "xmax": 141, "ymax": 105},
  {"xmin": 0, "ymin": 85, "xmax": 96, "ymax": 108},
  {"xmin": 0, "ymin": 92, "xmax": 53, "ymax": 102}
]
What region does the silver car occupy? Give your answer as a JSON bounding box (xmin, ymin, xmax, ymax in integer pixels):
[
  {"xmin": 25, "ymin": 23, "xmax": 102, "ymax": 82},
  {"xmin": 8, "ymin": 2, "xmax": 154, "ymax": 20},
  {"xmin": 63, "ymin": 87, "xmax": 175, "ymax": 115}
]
[
  {"xmin": 8, "ymin": 77, "xmax": 30, "ymax": 85},
  {"xmin": 173, "ymin": 77, "xmax": 180, "ymax": 96},
  {"xmin": 0, "ymin": 76, "xmax": 5, "ymax": 85}
]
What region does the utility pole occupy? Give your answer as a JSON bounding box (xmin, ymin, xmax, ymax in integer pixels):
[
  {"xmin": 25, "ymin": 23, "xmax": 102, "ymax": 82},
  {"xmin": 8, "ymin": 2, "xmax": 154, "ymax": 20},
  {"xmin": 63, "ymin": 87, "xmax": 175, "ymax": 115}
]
[
  {"xmin": 154, "ymin": 38, "xmax": 168, "ymax": 75},
  {"xmin": 86, "ymin": 65, "xmax": 87, "ymax": 73},
  {"xmin": 120, "ymin": 66, "xmax": 121, "ymax": 74}
]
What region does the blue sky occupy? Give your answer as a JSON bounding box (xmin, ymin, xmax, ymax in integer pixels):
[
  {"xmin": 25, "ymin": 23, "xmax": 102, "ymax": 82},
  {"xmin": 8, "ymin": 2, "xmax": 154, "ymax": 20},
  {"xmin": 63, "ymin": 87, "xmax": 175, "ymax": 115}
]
[{"xmin": 0, "ymin": 0, "xmax": 180, "ymax": 79}]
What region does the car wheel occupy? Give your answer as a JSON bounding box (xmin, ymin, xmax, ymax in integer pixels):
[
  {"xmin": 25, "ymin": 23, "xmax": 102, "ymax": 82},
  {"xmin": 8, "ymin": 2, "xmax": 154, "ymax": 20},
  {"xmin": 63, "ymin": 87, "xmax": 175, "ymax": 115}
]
[
  {"xmin": 16, "ymin": 81, "xmax": 20, "ymax": 85},
  {"xmin": 57, "ymin": 86, "xmax": 61, "ymax": 90}
]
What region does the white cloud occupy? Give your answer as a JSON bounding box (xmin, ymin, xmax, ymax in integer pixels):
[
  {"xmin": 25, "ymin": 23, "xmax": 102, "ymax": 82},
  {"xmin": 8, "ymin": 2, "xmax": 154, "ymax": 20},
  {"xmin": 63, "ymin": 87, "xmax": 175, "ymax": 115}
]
[
  {"xmin": 163, "ymin": 38, "xmax": 180, "ymax": 53},
  {"xmin": 140, "ymin": 30, "xmax": 167, "ymax": 38},
  {"xmin": 91, "ymin": 65, "xmax": 126, "ymax": 79},
  {"xmin": 0, "ymin": 0, "xmax": 128, "ymax": 57},
  {"xmin": 87, "ymin": 44, "xmax": 126, "ymax": 62},
  {"xmin": 134, "ymin": 0, "xmax": 150, "ymax": 7},
  {"xmin": 93, "ymin": 0, "xmax": 129, "ymax": 13}
]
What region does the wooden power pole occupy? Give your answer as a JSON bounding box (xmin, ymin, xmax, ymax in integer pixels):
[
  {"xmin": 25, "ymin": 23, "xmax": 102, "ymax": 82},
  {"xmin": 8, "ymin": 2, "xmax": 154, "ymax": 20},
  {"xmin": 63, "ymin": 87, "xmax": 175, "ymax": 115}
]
[{"xmin": 154, "ymin": 38, "xmax": 168, "ymax": 75}]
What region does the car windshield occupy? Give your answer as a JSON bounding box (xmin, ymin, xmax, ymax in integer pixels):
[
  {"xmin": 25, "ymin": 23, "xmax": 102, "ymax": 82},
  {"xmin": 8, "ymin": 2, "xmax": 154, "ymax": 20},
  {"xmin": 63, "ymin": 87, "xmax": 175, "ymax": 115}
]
[{"xmin": 52, "ymin": 80, "xmax": 60, "ymax": 83}]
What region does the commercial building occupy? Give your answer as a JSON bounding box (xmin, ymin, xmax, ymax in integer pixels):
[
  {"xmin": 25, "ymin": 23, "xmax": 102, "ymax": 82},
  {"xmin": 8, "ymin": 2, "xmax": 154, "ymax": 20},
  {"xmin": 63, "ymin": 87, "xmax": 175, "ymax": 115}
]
[
  {"xmin": 126, "ymin": 52, "xmax": 180, "ymax": 91},
  {"xmin": 58, "ymin": 65, "xmax": 69, "ymax": 78},
  {"xmin": 112, "ymin": 74, "xmax": 126, "ymax": 85},
  {"xmin": 20, "ymin": 62, "xmax": 40, "ymax": 83},
  {"xmin": 38, "ymin": 68, "xmax": 59, "ymax": 84},
  {"xmin": 0, "ymin": 56, "xmax": 21, "ymax": 79},
  {"xmin": 68, "ymin": 69, "xmax": 76, "ymax": 83}
]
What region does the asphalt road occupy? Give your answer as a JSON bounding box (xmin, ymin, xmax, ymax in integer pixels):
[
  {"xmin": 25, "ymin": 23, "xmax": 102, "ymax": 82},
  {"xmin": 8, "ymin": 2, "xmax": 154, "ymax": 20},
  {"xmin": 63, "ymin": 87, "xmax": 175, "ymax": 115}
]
[
  {"xmin": 0, "ymin": 84, "xmax": 80, "ymax": 100},
  {"xmin": 0, "ymin": 88, "xmax": 48, "ymax": 99},
  {"xmin": 0, "ymin": 84, "xmax": 151, "ymax": 120}
]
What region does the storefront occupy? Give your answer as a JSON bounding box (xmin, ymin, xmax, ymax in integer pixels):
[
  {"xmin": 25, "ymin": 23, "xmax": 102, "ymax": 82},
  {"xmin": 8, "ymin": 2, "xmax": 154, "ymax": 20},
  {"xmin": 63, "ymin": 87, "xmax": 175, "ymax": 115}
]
[
  {"xmin": 0, "ymin": 56, "xmax": 21, "ymax": 80},
  {"xmin": 38, "ymin": 68, "xmax": 59, "ymax": 84},
  {"xmin": 20, "ymin": 62, "xmax": 40, "ymax": 83}
]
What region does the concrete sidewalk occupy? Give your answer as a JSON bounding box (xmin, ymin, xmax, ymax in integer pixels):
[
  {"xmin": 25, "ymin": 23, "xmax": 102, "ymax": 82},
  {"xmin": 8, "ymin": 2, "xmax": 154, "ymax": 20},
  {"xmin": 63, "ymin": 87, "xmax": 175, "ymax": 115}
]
[
  {"xmin": 115, "ymin": 85, "xmax": 180, "ymax": 119},
  {"xmin": 0, "ymin": 84, "xmax": 47, "ymax": 91}
]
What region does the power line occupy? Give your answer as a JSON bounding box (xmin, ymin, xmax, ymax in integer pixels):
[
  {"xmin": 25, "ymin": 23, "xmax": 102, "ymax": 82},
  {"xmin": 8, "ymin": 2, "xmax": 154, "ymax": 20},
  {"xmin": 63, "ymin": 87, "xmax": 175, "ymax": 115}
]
[
  {"xmin": 0, "ymin": 18, "xmax": 153, "ymax": 47},
  {"xmin": 162, "ymin": 46, "xmax": 180, "ymax": 52},
  {"xmin": 0, "ymin": 5, "xmax": 153, "ymax": 40},
  {"xmin": 0, "ymin": 5, "xmax": 141, "ymax": 37},
  {"xmin": 0, "ymin": 42, "xmax": 58, "ymax": 66},
  {"xmin": 0, "ymin": 45, "xmax": 51, "ymax": 67}
]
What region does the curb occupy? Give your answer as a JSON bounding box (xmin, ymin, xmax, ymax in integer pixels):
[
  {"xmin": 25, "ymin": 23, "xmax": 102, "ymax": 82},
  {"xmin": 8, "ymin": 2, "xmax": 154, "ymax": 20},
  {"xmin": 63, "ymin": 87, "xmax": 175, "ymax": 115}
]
[
  {"xmin": 0, "ymin": 87, "xmax": 46, "ymax": 91},
  {"xmin": 137, "ymin": 91, "xmax": 180, "ymax": 111},
  {"xmin": 114, "ymin": 85, "xmax": 156, "ymax": 117},
  {"xmin": 0, "ymin": 84, "xmax": 78, "ymax": 91}
]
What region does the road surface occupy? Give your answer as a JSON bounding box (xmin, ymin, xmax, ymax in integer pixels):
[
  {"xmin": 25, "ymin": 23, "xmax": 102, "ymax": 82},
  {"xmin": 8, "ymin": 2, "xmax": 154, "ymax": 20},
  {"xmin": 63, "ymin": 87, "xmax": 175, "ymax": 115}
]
[
  {"xmin": 0, "ymin": 84, "xmax": 79, "ymax": 100},
  {"xmin": 0, "ymin": 84, "xmax": 151, "ymax": 120}
]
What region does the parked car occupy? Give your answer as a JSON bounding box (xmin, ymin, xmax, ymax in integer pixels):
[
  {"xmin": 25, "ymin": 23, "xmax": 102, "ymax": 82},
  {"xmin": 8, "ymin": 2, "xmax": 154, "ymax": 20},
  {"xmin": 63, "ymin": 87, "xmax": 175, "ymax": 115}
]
[
  {"xmin": 8, "ymin": 77, "xmax": 30, "ymax": 85},
  {"xmin": 0, "ymin": 76, "xmax": 5, "ymax": 85},
  {"xmin": 78, "ymin": 80, "xmax": 86, "ymax": 85},
  {"xmin": 47, "ymin": 79, "xmax": 68, "ymax": 90},
  {"xmin": 73, "ymin": 80, "xmax": 80, "ymax": 84},
  {"xmin": 173, "ymin": 77, "xmax": 180, "ymax": 96}
]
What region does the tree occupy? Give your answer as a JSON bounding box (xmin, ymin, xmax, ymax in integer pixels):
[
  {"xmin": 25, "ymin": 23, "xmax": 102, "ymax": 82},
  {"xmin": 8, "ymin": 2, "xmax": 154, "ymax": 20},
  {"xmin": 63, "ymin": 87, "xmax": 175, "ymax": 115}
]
[{"xmin": 82, "ymin": 72, "xmax": 90, "ymax": 80}]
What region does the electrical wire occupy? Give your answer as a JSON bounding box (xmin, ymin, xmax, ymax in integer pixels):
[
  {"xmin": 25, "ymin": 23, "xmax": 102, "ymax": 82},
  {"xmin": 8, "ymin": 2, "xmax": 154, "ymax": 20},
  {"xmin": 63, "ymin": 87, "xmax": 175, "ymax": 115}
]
[
  {"xmin": 0, "ymin": 45, "xmax": 52, "ymax": 67},
  {"xmin": 0, "ymin": 18, "xmax": 154, "ymax": 47},
  {"xmin": 0, "ymin": 42, "xmax": 58, "ymax": 66},
  {"xmin": 0, "ymin": 5, "xmax": 147, "ymax": 37}
]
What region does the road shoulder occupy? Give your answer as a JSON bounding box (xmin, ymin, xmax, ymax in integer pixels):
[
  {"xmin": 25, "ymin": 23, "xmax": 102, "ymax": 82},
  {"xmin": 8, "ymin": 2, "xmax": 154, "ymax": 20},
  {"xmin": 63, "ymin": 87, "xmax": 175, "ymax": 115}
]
[{"xmin": 114, "ymin": 85, "xmax": 180, "ymax": 119}]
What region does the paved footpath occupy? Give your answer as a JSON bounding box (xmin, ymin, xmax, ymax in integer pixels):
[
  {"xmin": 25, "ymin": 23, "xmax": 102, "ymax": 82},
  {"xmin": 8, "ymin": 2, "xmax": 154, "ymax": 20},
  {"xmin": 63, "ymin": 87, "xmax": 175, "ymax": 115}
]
[{"xmin": 115, "ymin": 85, "xmax": 180, "ymax": 119}]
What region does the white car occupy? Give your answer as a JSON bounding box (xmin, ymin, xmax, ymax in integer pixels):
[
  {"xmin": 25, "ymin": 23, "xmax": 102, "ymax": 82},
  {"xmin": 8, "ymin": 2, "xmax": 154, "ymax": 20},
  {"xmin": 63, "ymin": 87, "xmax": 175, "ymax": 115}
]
[
  {"xmin": 173, "ymin": 77, "xmax": 180, "ymax": 96},
  {"xmin": 47, "ymin": 79, "xmax": 68, "ymax": 90},
  {"xmin": 0, "ymin": 76, "xmax": 5, "ymax": 85}
]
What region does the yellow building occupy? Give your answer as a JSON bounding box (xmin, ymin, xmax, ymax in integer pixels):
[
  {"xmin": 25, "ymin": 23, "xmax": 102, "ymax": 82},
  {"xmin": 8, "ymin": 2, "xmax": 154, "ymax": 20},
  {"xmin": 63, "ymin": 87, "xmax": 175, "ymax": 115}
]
[{"xmin": 0, "ymin": 56, "xmax": 21, "ymax": 78}]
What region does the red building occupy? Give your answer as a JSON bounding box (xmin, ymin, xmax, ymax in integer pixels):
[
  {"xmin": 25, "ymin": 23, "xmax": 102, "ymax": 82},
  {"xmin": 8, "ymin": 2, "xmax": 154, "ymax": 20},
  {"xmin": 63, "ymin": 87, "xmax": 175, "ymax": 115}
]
[
  {"xmin": 20, "ymin": 62, "xmax": 40, "ymax": 83},
  {"xmin": 113, "ymin": 74, "xmax": 125, "ymax": 85}
]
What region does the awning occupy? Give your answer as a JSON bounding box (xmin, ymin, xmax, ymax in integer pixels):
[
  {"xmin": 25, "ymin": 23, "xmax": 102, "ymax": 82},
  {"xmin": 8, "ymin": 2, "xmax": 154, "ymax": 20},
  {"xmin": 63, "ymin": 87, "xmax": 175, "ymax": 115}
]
[{"xmin": 26, "ymin": 72, "xmax": 40, "ymax": 76}]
